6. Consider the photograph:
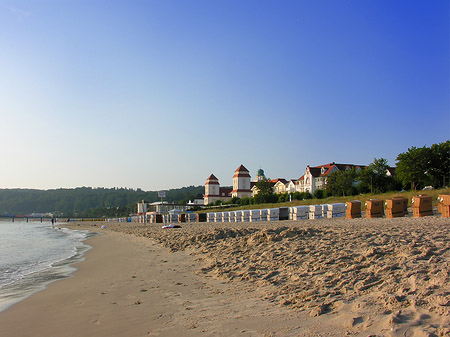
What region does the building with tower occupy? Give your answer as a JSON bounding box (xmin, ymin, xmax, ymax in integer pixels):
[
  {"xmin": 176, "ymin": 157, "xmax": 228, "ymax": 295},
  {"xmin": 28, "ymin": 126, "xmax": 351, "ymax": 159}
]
[
  {"xmin": 203, "ymin": 174, "xmax": 232, "ymax": 205},
  {"xmin": 255, "ymin": 168, "xmax": 266, "ymax": 182},
  {"xmin": 203, "ymin": 164, "xmax": 253, "ymax": 204},
  {"xmin": 231, "ymin": 165, "xmax": 252, "ymax": 199}
]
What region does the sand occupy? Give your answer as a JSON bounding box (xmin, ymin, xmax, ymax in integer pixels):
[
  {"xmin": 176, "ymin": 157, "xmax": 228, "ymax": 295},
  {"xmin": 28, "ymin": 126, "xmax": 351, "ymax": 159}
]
[{"xmin": 0, "ymin": 215, "xmax": 449, "ymax": 336}]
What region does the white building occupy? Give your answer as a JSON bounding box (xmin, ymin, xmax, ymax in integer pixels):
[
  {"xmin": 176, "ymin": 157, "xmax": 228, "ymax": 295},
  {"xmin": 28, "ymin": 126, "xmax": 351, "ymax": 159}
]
[
  {"xmin": 203, "ymin": 174, "xmax": 232, "ymax": 205},
  {"xmin": 296, "ymin": 162, "xmax": 366, "ymax": 194},
  {"xmin": 273, "ymin": 179, "xmax": 288, "ymax": 194},
  {"xmin": 286, "ymin": 180, "xmax": 297, "ymax": 194},
  {"xmin": 231, "ymin": 165, "xmax": 252, "ymax": 199}
]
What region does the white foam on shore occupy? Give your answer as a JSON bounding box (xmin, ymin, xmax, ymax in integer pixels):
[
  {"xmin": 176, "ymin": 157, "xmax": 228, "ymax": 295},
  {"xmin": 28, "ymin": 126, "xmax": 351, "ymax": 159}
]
[{"xmin": 0, "ymin": 225, "xmax": 96, "ymax": 312}]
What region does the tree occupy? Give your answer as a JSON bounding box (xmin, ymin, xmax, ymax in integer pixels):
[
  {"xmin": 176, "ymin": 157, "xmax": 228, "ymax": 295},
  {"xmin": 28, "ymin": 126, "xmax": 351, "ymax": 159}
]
[
  {"xmin": 359, "ymin": 158, "xmax": 394, "ymax": 194},
  {"xmin": 428, "ymin": 141, "xmax": 450, "ymax": 187},
  {"xmin": 395, "ymin": 146, "xmax": 431, "ymax": 190},
  {"xmin": 326, "ymin": 168, "xmax": 358, "ymax": 196},
  {"xmin": 253, "ymin": 178, "xmax": 277, "ymax": 204}
]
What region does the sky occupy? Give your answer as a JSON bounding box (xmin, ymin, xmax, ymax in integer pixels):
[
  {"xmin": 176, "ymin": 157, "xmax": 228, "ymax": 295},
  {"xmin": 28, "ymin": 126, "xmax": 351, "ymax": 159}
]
[{"xmin": 1, "ymin": 0, "xmax": 449, "ymax": 191}]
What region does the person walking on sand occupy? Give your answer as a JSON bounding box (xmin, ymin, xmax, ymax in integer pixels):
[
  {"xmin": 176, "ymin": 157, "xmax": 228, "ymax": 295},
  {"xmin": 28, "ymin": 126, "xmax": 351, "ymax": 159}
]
[{"xmin": 51, "ymin": 218, "xmax": 55, "ymax": 226}]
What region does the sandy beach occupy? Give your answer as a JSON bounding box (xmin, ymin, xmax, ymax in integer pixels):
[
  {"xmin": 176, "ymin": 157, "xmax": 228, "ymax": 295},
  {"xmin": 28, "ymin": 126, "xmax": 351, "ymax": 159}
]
[{"xmin": 1, "ymin": 215, "xmax": 449, "ymax": 336}]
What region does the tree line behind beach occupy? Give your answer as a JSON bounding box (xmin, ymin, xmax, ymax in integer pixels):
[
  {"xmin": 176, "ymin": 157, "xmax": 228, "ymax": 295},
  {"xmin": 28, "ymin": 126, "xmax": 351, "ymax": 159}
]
[{"xmin": 0, "ymin": 185, "xmax": 204, "ymax": 218}]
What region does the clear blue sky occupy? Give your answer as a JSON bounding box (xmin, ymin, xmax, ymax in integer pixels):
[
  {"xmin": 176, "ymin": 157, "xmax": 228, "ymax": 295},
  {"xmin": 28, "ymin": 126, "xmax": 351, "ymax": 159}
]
[{"xmin": 1, "ymin": 0, "xmax": 448, "ymax": 191}]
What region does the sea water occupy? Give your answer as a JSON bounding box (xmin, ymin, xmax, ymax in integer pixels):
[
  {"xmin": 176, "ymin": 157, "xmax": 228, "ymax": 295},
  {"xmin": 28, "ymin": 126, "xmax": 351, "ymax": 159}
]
[{"xmin": 0, "ymin": 220, "xmax": 94, "ymax": 312}]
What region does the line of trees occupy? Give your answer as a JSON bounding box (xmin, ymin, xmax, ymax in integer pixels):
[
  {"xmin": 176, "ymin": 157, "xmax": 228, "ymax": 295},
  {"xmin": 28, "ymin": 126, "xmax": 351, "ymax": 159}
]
[
  {"xmin": 0, "ymin": 186, "xmax": 204, "ymax": 217},
  {"xmin": 396, "ymin": 141, "xmax": 450, "ymax": 190},
  {"xmin": 326, "ymin": 141, "xmax": 449, "ymax": 197}
]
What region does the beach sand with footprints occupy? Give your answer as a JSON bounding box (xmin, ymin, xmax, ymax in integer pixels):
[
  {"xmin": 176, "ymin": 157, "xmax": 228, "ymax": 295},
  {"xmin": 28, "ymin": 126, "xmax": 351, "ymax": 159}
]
[{"xmin": 1, "ymin": 215, "xmax": 449, "ymax": 336}]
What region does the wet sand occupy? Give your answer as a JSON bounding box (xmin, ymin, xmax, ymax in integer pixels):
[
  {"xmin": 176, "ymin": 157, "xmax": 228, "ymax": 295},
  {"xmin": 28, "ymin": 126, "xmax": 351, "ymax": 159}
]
[{"xmin": 0, "ymin": 215, "xmax": 449, "ymax": 336}]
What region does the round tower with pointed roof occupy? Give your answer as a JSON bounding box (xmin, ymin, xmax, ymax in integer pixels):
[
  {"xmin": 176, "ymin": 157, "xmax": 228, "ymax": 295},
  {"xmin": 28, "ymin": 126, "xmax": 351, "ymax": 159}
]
[{"xmin": 231, "ymin": 164, "xmax": 251, "ymax": 199}]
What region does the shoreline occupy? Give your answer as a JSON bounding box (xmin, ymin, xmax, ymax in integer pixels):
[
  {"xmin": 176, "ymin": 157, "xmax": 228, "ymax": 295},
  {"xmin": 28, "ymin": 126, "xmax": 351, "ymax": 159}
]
[
  {"xmin": 0, "ymin": 223, "xmax": 94, "ymax": 313},
  {"xmin": 0, "ymin": 226, "xmax": 342, "ymax": 336},
  {"xmin": 0, "ymin": 217, "xmax": 449, "ymax": 336}
]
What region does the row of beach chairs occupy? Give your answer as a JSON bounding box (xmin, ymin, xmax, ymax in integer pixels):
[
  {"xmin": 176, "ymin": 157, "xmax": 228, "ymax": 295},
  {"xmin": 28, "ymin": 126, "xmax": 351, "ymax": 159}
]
[
  {"xmin": 133, "ymin": 194, "xmax": 449, "ymax": 224},
  {"xmin": 190, "ymin": 194, "xmax": 449, "ymax": 223},
  {"xmin": 197, "ymin": 203, "xmax": 347, "ymax": 223}
]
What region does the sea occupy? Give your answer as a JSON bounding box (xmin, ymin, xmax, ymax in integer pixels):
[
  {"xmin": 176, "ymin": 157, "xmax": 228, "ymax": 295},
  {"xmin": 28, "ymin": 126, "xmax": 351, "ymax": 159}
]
[{"xmin": 0, "ymin": 219, "xmax": 94, "ymax": 312}]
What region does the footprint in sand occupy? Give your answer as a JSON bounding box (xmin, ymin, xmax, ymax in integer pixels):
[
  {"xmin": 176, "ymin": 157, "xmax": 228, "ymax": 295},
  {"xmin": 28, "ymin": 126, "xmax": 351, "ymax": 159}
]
[{"xmin": 91, "ymin": 317, "xmax": 101, "ymax": 326}]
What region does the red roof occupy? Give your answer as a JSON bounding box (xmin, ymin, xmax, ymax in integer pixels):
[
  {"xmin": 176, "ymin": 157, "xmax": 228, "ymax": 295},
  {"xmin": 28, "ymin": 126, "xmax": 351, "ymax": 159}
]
[
  {"xmin": 307, "ymin": 163, "xmax": 367, "ymax": 177},
  {"xmin": 235, "ymin": 164, "xmax": 249, "ymax": 173},
  {"xmin": 233, "ymin": 164, "xmax": 251, "ymax": 178},
  {"xmin": 270, "ymin": 178, "xmax": 288, "ymax": 184},
  {"xmin": 205, "ymin": 174, "xmax": 219, "ymax": 185}
]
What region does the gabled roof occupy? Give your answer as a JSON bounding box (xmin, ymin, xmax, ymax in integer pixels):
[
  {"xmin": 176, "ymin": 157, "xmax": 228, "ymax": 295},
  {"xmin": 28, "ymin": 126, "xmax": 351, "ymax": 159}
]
[
  {"xmin": 206, "ymin": 174, "xmax": 219, "ymax": 181},
  {"xmin": 307, "ymin": 162, "xmax": 367, "ymax": 177},
  {"xmin": 233, "ymin": 164, "xmax": 251, "ymax": 178},
  {"xmin": 235, "ymin": 164, "xmax": 249, "ymax": 173},
  {"xmin": 205, "ymin": 174, "xmax": 220, "ymax": 185},
  {"xmin": 270, "ymin": 178, "xmax": 288, "ymax": 185}
]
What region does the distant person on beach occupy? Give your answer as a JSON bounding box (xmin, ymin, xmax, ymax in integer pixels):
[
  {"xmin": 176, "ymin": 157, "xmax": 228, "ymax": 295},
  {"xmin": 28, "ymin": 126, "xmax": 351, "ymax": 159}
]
[{"xmin": 51, "ymin": 218, "xmax": 55, "ymax": 226}]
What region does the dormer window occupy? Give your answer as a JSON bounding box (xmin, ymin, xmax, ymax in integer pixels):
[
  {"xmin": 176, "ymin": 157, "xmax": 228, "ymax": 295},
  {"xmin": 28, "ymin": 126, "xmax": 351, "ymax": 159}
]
[{"xmin": 321, "ymin": 167, "xmax": 326, "ymax": 174}]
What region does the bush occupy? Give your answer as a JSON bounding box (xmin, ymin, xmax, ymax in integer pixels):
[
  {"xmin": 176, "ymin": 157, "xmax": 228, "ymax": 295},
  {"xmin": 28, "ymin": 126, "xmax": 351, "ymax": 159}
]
[
  {"xmin": 277, "ymin": 193, "xmax": 289, "ymax": 203},
  {"xmin": 228, "ymin": 197, "xmax": 241, "ymax": 205},
  {"xmin": 254, "ymin": 193, "xmax": 278, "ymax": 204},
  {"xmin": 293, "ymin": 192, "xmax": 302, "ymax": 200},
  {"xmin": 240, "ymin": 197, "xmax": 251, "ymax": 205},
  {"xmin": 299, "ymin": 192, "xmax": 312, "ymax": 200},
  {"xmin": 313, "ymin": 189, "xmax": 324, "ymax": 199}
]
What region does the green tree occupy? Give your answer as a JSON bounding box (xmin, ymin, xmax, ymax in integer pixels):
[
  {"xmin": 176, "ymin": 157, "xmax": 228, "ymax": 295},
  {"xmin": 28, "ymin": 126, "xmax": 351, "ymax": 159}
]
[
  {"xmin": 395, "ymin": 146, "xmax": 431, "ymax": 190},
  {"xmin": 253, "ymin": 178, "xmax": 277, "ymax": 204},
  {"xmin": 428, "ymin": 141, "xmax": 450, "ymax": 187},
  {"xmin": 326, "ymin": 168, "xmax": 358, "ymax": 196},
  {"xmin": 359, "ymin": 157, "xmax": 393, "ymax": 193}
]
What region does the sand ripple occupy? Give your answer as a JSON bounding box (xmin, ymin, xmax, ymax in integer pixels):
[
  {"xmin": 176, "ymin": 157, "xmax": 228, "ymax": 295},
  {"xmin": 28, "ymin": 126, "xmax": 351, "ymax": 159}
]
[{"xmin": 102, "ymin": 216, "xmax": 450, "ymax": 336}]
